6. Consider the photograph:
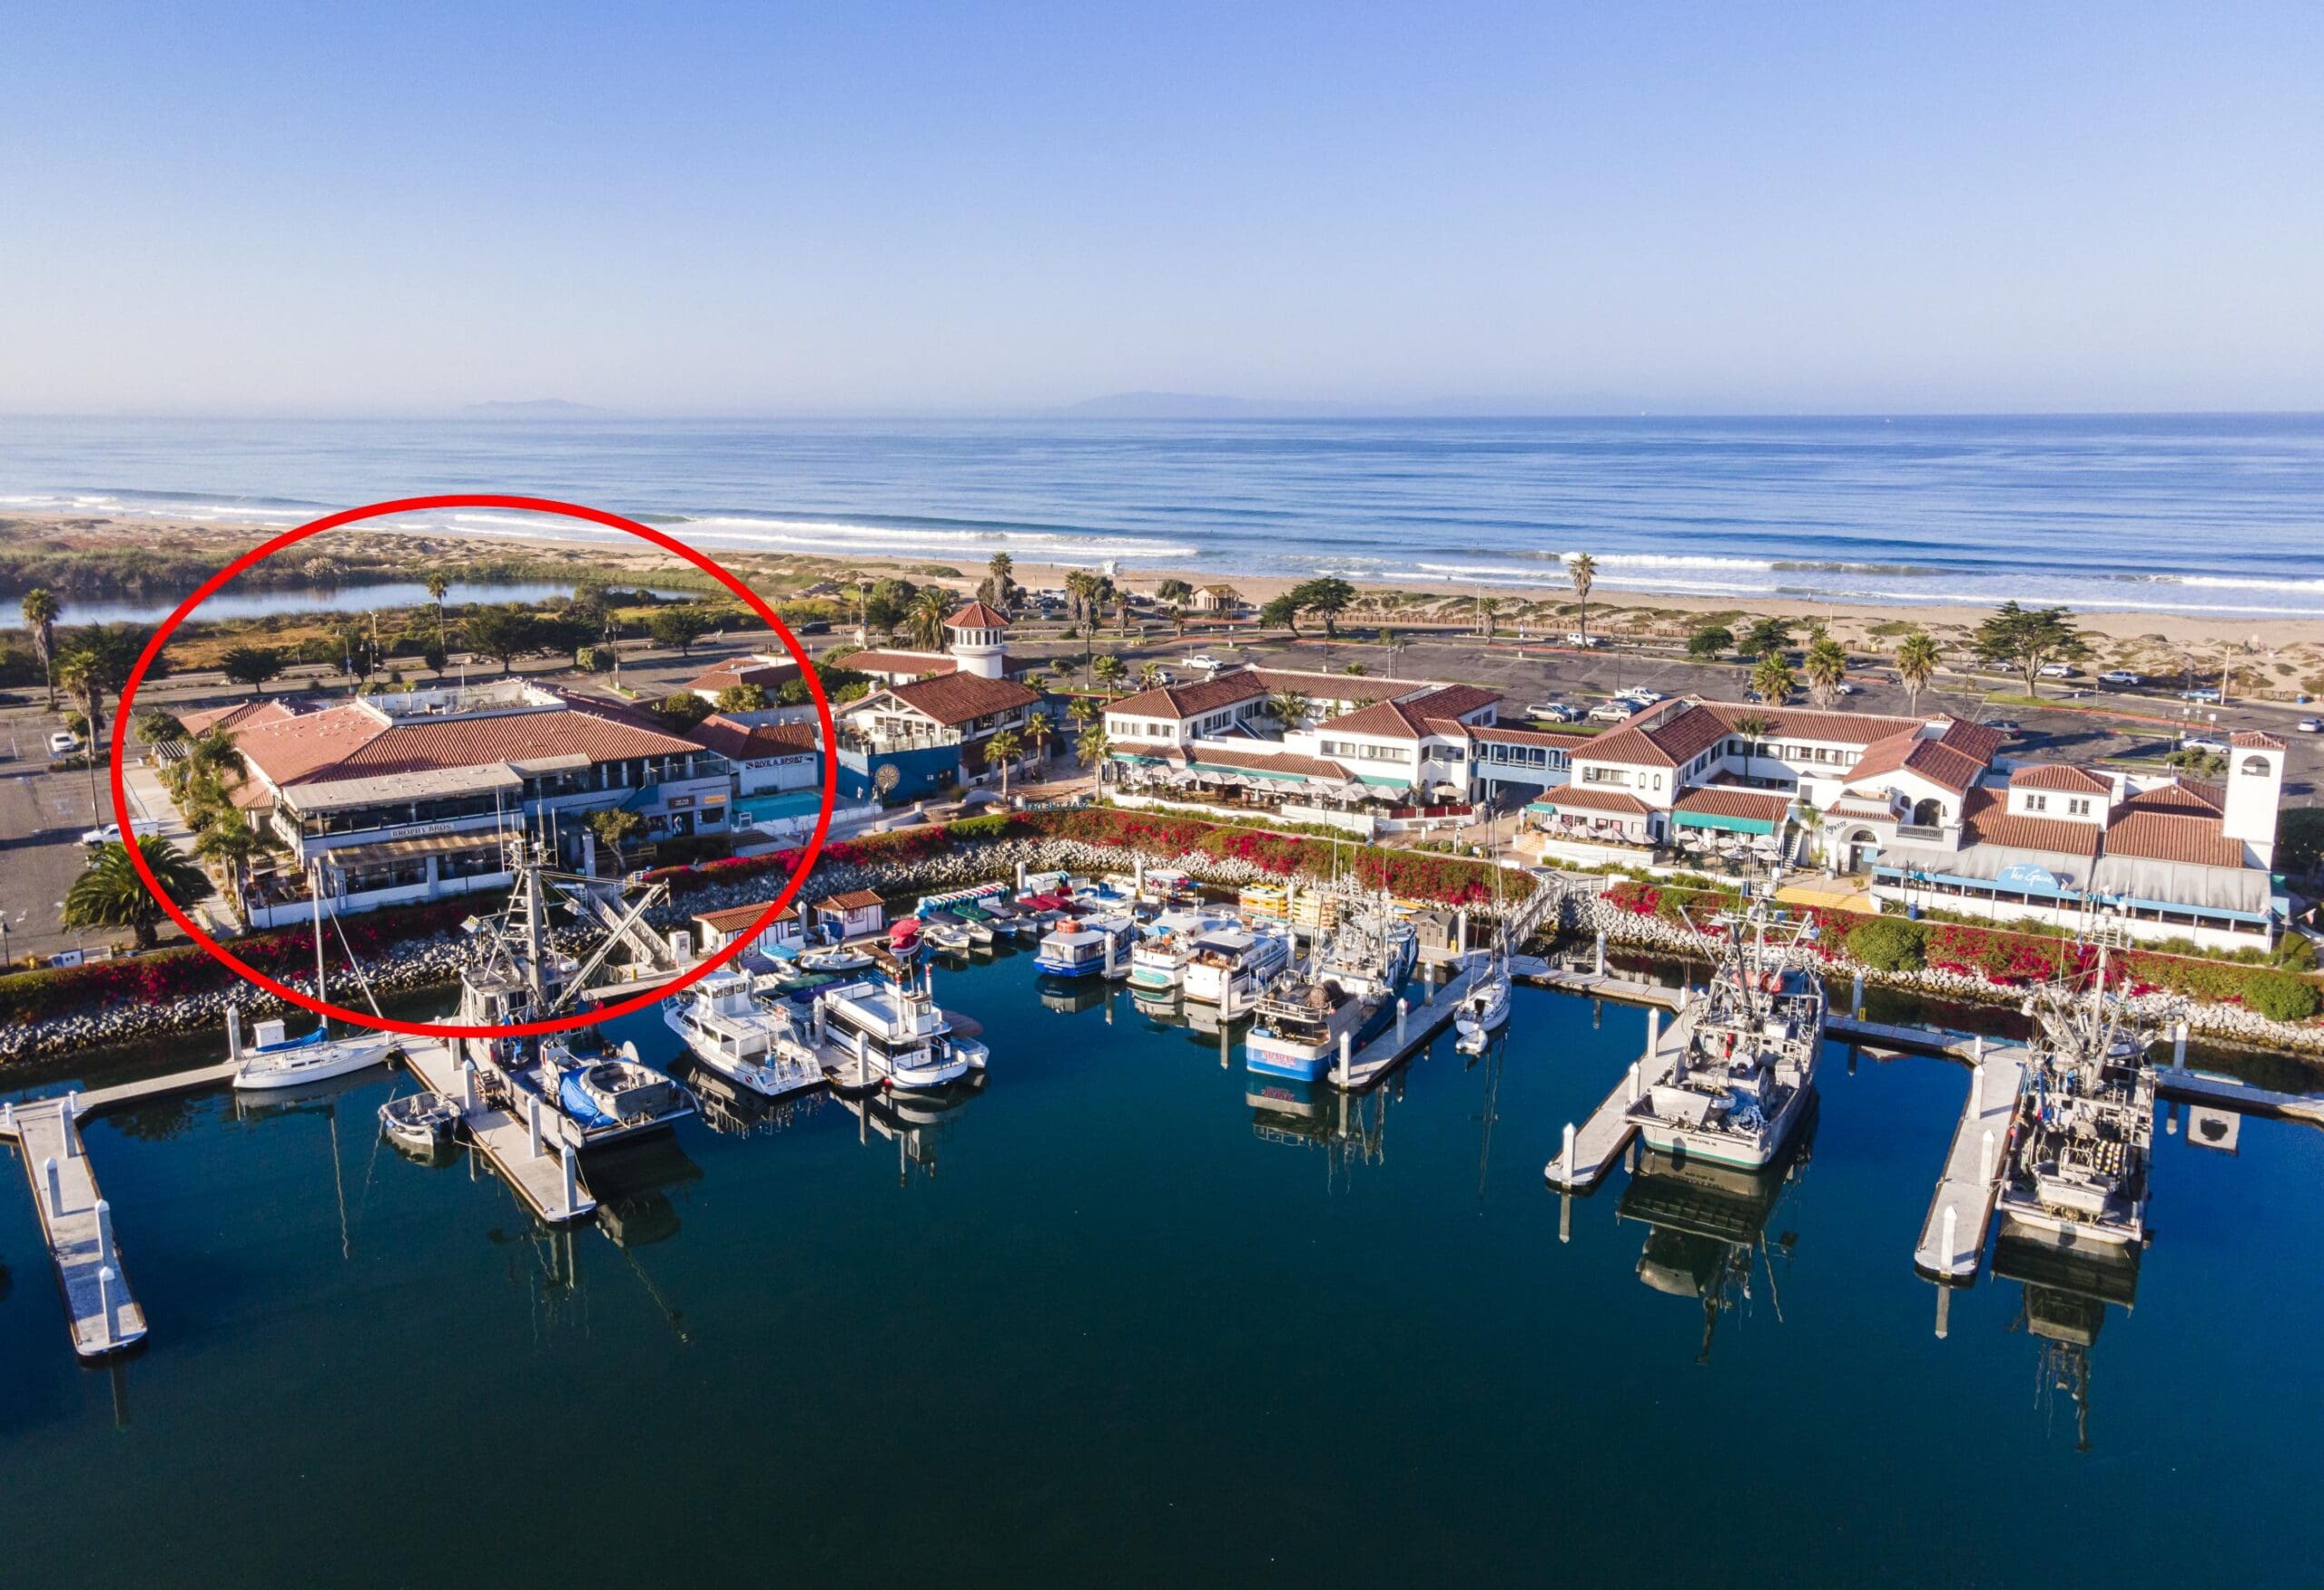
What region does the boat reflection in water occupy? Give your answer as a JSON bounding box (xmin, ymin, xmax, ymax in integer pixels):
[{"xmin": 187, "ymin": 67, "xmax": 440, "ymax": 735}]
[
  {"xmin": 1039, "ymin": 975, "xmax": 1117, "ymax": 1017},
  {"xmin": 1246, "ymin": 1074, "xmax": 1397, "ymax": 1188},
  {"xmin": 1994, "ymin": 1232, "xmax": 2142, "ymax": 1453},
  {"xmin": 1614, "ymin": 1095, "xmax": 1817, "ymax": 1364},
  {"xmin": 667, "ymin": 1047, "xmax": 832, "ymax": 1139},
  {"xmin": 839, "ymin": 1070, "xmax": 989, "ymax": 1185}
]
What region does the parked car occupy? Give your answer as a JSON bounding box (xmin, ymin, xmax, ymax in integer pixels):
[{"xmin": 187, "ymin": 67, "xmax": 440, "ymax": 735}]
[
  {"xmin": 2099, "ymin": 669, "xmax": 2142, "ymax": 686},
  {"xmin": 1982, "ymin": 719, "xmax": 2022, "ymax": 735},
  {"xmin": 47, "ymin": 731, "xmax": 78, "ymax": 756},
  {"xmin": 2297, "ymin": 717, "xmax": 2323, "ymax": 734},
  {"xmin": 1587, "ymin": 702, "xmax": 1635, "ymax": 723},
  {"xmin": 2180, "ymin": 736, "xmax": 2229, "ymax": 755},
  {"xmin": 1178, "ymin": 653, "xmax": 1223, "ymax": 672},
  {"xmin": 1833, "ymin": 682, "xmax": 1860, "ymax": 695},
  {"xmin": 1615, "ymin": 687, "xmax": 1667, "ymax": 706},
  {"xmin": 1565, "ymin": 633, "xmax": 1607, "ymax": 649},
  {"xmin": 2181, "ymin": 688, "xmax": 2223, "ymax": 704},
  {"xmin": 1525, "ymin": 702, "xmax": 1582, "ymax": 723},
  {"xmin": 2037, "ymin": 662, "xmax": 2078, "ymax": 679},
  {"xmin": 80, "ymin": 821, "xmax": 122, "ymax": 847}
]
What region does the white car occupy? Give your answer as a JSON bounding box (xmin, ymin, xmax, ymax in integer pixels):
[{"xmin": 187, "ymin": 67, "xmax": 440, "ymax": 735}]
[
  {"xmin": 1178, "ymin": 654, "xmax": 1223, "ymax": 672},
  {"xmin": 2099, "ymin": 670, "xmax": 2142, "ymax": 686},
  {"xmin": 2037, "ymin": 662, "xmax": 2078, "ymax": 679},
  {"xmin": 1615, "ymin": 688, "xmax": 1667, "ymax": 706},
  {"xmin": 2298, "ymin": 717, "xmax": 2322, "ymax": 734},
  {"xmin": 2180, "ymin": 736, "xmax": 2229, "ymax": 755},
  {"xmin": 1524, "ymin": 702, "xmax": 1582, "ymax": 723},
  {"xmin": 1566, "ymin": 633, "xmax": 1607, "ymax": 649},
  {"xmin": 81, "ymin": 822, "xmax": 122, "ymax": 847},
  {"xmin": 1833, "ymin": 681, "xmax": 1860, "ymax": 695},
  {"xmin": 47, "ymin": 731, "xmax": 79, "ymax": 756},
  {"xmin": 1587, "ymin": 702, "xmax": 1635, "ymax": 723}
]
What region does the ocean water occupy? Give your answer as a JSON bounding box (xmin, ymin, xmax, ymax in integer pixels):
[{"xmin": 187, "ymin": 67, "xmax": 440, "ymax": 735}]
[
  {"xmin": 2, "ymin": 957, "xmax": 2321, "ymax": 1586},
  {"xmin": 2, "ymin": 414, "xmax": 2321, "ymax": 616}
]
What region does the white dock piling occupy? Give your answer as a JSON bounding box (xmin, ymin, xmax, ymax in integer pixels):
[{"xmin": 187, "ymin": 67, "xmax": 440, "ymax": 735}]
[
  {"xmin": 1593, "ymin": 931, "xmax": 1606, "ymax": 977},
  {"xmin": 562, "ymin": 1144, "xmax": 579, "ymax": 1212},
  {"xmin": 1646, "ymin": 1006, "xmax": 1659, "ymax": 1055},
  {"xmin": 1941, "ymin": 1202, "xmax": 1958, "ymax": 1267},
  {"xmin": 527, "ymin": 1094, "xmax": 544, "ymax": 1158},
  {"xmin": 1337, "ymin": 1031, "xmax": 1352, "ymax": 1087},
  {"xmin": 44, "ymin": 1155, "xmax": 61, "ymax": 1212},
  {"xmin": 226, "ymin": 1005, "xmax": 242, "ymax": 1063},
  {"xmin": 1015, "ymin": 859, "xmax": 1026, "ymax": 890},
  {"xmin": 94, "ymin": 1198, "xmax": 113, "ymax": 1268},
  {"xmin": 2173, "ymin": 1020, "xmax": 2188, "ymax": 1071},
  {"xmin": 3, "ymin": 1098, "xmax": 13, "ymax": 1133},
  {"xmin": 1561, "ymin": 1121, "xmax": 1576, "ymax": 1176},
  {"xmin": 1396, "ymin": 998, "xmax": 1408, "ymax": 1043},
  {"xmin": 97, "ymin": 1264, "xmax": 117, "ymax": 1344},
  {"xmin": 1851, "ymin": 971, "xmax": 1864, "ymax": 1017},
  {"xmin": 1627, "ymin": 1061, "xmax": 1641, "ymax": 1104},
  {"xmin": 461, "ymin": 1060, "xmax": 478, "ymax": 1112},
  {"xmin": 1456, "ymin": 908, "xmax": 1469, "ymax": 954}
]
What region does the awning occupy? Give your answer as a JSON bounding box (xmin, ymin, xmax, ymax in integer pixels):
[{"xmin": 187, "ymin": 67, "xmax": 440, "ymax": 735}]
[
  {"xmin": 319, "ymin": 829, "xmax": 513, "ymax": 869},
  {"xmin": 1672, "ymin": 809, "xmax": 1777, "ymax": 836}
]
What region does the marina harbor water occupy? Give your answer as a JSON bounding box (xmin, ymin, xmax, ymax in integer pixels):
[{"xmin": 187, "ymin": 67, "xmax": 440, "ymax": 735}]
[{"xmin": 2, "ymin": 937, "xmax": 2320, "ymax": 1585}]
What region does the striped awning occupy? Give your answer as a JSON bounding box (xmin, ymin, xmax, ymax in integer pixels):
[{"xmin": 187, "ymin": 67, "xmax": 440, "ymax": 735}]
[{"xmin": 1672, "ymin": 809, "xmax": 1777, "ymax": 836}]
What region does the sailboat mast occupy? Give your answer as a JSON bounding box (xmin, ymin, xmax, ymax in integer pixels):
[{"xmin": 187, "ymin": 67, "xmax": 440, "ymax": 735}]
[{"xmin": 310, "ymin": 860, "xmax": 330, "ymax": 1034}]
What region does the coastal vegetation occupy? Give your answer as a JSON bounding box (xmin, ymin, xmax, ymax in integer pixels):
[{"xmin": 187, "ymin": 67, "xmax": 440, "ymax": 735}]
[{"xmin": 64, "ymin": 837, "xmax": 212, "ymax": 950}]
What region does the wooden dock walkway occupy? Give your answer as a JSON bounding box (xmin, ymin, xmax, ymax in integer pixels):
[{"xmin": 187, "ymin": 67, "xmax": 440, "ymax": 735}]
[
  {"xmin": 1542, "ymin": 1006, "xmax": 1684, "ymax": 1191},
  {"xmin": 398, "ymin": 1038, "xmax": 596, "ymax": 1224},
  {"xmin": 0, "ymin": 1095, "xmax": 147, "ymax": 1359},
  {"xmin": 1912, "ymin": 1041, "xmax": 2029, "ymax": 1283},
  {"xmin": 1329, "ymin": 957, "xmax": 1487, "ymax": 1090},
  {"xmin": 2154, "ymin": 1065, "xmax": 2324, "ymax": 1128}
]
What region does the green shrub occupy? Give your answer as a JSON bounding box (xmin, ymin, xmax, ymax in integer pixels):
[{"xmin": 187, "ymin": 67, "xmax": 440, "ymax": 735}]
[
  {"xmin": 947, "ymin": 813, "xmax": 1009, "ymax": 840},
  {"xmin": 1846, "ymin": 918, "xmax": 1928, "ymax": 972},
  {"xmin": 2243, "ymin": 969, "xmax": 2321, "ymax": 1024}
]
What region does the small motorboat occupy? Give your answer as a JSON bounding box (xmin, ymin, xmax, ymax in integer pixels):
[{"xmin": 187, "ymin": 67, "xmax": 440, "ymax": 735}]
[
  {"xmin": 802, "ymin": 944, "xmax": 876, "ymax": 974},
  {"xmin": 888, "ymin": 917, "xmax": 923, "ymax": 954},
  {"xmin": 922, "ymin": 913, "xmax": 977, "ymax": 953},
  {"xmin": 556, "ymin": 1048, "xmax": 693, "ymax": 1135},
  {"xmin": 379, "ymin": 1090, "xmax": 460, "ymax": 1154}
]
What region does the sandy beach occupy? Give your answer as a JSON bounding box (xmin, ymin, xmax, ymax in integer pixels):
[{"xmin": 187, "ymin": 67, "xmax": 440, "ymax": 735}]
[{"xmin": 6, "ymin": 506, "xmax": 2320, "ymax": 695}]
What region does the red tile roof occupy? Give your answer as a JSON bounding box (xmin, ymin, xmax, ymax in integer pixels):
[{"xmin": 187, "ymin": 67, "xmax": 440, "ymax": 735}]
[
  {"xmin": 1186, "ymin": 745, "xmax": 1353, "ymax": 780},
  {"xmin": 944, "ymin": 600, "xmax": 1011, "ymax": 630},
  {"xmin": 1841, "ymin": 728, "xmax": 1987, "ymax": 794},
  {"xmin": 874, "ymin": 673, "xmax": 1040, "ymax": 728},
  {"xmin": 181, "ymin": 699, "xmax": 296, "ymax": 736},
  {"xmin": 232, "ymin": 694, "xmax": 709, "ymax": 788},
  {"xmin": 686, "ymin": 715, "xmax": 819, "ymax": 761},
  {"xmin": 234, "ymin": 702, "xmax": 395, "ymax": 787},
  {"xmin": 1935, "ymin": 719, "xmax": 2009, "ymax": 763},
  {"xmin": 1102, "ymin": 669, "xmax": 1269, "ymax": 721},
  {"xmin": 1247, "ymin": 669, "xmax": 1414, "ymax": 704},
  {"xmin": 818, "ymin": 889, "xmax": 884, "ymax": 911},
  {"xmin": 845, "ymin": 649, "xmax": 959, "ymax": 679},
  {"xmin": 693, "ymin": 901, "xmax": 799, "ymax": 933},
  {"xmin": 2008, "ymin": 763, "xmax": 2115, "ymax": 794},
  {"xmin": 2121, "ymin": 779, "xmax": 2223, "ymax": 817},
  {"xmin": 685, "ymin": 657, "xmax": 801, "ymax": 693},
  {"xmin": 1672, "ymin": 787, "xmax": 1795, "ymax": 825},
  {"xmin": 1322, "ymin": 683, "xmax": 1501, "ymax": 740},
  {"xmin": 1958, "ymin": 788, "xmax": 2103, "ymax": 856},
  {"xmin": 1537, "ymin": 784, "xmax": 1653, "ymax": 816},
  {"xmin": 2231, "ymin": 730, "xmax": 2286, "ymax": 751},
  {"xmin": 1469, "ymin": 724, "xmax": 1594, "ymax": 751},
  {"xmin": 2102, "ymin": 810, "xmax": 2247, "ymax": 868}
]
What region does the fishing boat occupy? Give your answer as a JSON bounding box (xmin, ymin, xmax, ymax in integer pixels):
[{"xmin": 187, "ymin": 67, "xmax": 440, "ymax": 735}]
[
  {"xmin": 661, "ymin": 969, "xmax": 825, "ymax": 1099},
  {"xmin": 1035, "ymin": 915, "xmax": 1133, "ymax": 977},
  {"xmin": 1244, "ymin": 975, "xmax": 1370, "ymax": 1081},
  {"xmin": 455, "ymin": 835, "xmax": 695, "ymax": 1149},
  {"xmin": 379, "ymin": 1090, "xmax": 460, "ymax": 1155},
  {"xmin": 232, "ymin": 865, "xmax": 396, "ymax": 1091},
  {"xmin": 1626, "ymin": 897, "xmax": 1824, "ymax": 1172},
  {"xmin": 810, "ymin": 966, "xmax": 988, "ymax": 1090},
  {"xmin": 1311, "ymin": 906, "xmax": 1416, "ymax": 1004},
  {"xmin": 1181, "ymin": 925, "xmax": 1293, "ymax": 1006},
  {"xmin": 1995, "ymin": 950, "xmax": 2162, "ymax": 1250}
]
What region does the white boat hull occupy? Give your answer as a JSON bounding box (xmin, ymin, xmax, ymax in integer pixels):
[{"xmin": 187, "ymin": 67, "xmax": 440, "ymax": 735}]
[
  {"xmin": 1635, "ymin": 1072, "xmax": 1815, "ymax": 1171},
  {"xmin": 234, "ymin": 1032, "xmax": 396, "ymax": 1091}
]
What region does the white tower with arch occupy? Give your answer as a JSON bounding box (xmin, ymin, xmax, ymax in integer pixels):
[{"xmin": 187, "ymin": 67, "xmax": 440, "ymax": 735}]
[{"xmin": 2222, "ymin": 731, "xmax": 2284, "ymax": 868}]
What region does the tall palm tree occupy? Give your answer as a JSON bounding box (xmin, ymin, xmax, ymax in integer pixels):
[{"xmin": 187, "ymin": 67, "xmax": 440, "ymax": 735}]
[
  {"xmin": 1896, "ymin": 630, "xmax": 1940, "ymax": 715},
  {"xmin": 55, "ymin": 650, "xmax": 110, "ymax": 820},
  {"xmin": 1476, "ymin": 595, "xmax": 1501, "ymax": 640},
  {"xmin": 21, "ymin": 588, "xmax": 60, "ymax": 710},
  {"xmin": 905, "ymin": 587, "xmax": 950, "ymax": 651},
  {"xmin": 1092, "ymin": 653, "xmax": 1126, "ymax": 692},
  {"xmin": 1137, "ymin": 662, "xmax": 1164, "ymax": 689},
  {"xmin": 982, "ymin": 727, "xmax": 1024, "ymax": 797},
  {"xmin": 64, "ymin": 836, "xmax": 212, "ymax": 950},
  {"xmin": 1803, "ymin": 637, "xmax": 1848, "ymax": 708},
  {"xmin": 1066, "ymin": 694, "xmax": 1099, "ymax": 732},
  {"xmin": 1076, "ymin": 723, "xmax": 1111, "ymax": 778},
  {"xmin": 192, "ymin": 819, "xmax": 264, "ymax": 918},
  {"xmin": 1025, "ymin": 708, "xmax": 1055, "ymax": 768},
  {"xmin": 1265, "ymin": 690, "xmax": 1312, "ymax": 729},
  {"xmin": 425, "ymin": 572, "xmax": 451, "ymax": 647},
  {"xmin": 1568, "ymin": 553, "xmax": 1597, "ymax": 645},
  {"xmin": 1730, "ymin": 713, "xmax": 1773, "ymax": 777},
  {"xmin": 1750, "ymin": 654, "xmax": 1797, "ymax": 706}
]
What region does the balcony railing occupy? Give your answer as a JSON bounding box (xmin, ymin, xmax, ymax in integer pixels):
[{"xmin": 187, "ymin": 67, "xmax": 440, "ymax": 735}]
[{"xmin": 1896, "ymin": 822, "xmax": 1955, "ymax": 844}]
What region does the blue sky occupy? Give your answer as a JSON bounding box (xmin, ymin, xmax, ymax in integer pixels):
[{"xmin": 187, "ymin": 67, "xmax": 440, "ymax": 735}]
[{"xmin": 4, "ymin": 2, "xmax": 2319, "ymax": 414}]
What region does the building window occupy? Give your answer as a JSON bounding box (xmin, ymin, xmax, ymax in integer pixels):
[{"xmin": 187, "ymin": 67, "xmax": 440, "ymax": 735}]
[
  {"xmin": 2067, "ymin": 797, "xmax": 2090, "ymax": 816},
  {"xmin": 2027, "ymin": 794, "xmax": 2048, "ymax": 812}
]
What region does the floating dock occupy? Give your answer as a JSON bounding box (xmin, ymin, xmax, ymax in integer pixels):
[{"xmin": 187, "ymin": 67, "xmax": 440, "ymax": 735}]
[
  {"xmin": 1326, "ymin": 956, "xmax": 1487, "ymax": 1090},
  {"xmin": 1912, "ymin": 1040, "xmax": 2030, "ymax": 1283},
  {"xmin": 1542, "ymin": 1005, "xmax": 1684, "ymax": 1191},
  {"xmin": 398, "ymin": 1038, "xmax": 596, "ymax": 1224},
  {"xmin": 1, "ymin": 1094, "xmax": 148, "ymax": 1359}
]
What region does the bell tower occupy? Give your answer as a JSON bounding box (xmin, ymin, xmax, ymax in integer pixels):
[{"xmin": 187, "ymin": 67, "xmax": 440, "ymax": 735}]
[
  {"xmin": 943, "ymin": 600, "xmax": 1010, "ymax": 681},
  {"xmin": 2222, "ymin": 731, "xmax": 2284, "ymax": 868}
]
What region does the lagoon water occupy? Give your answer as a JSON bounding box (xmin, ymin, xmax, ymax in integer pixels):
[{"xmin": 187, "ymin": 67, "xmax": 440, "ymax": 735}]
[
  {"xmin": 5, "ymin": 413, "xmax": 2324, "ymax": 616},
  {"xmin": 3, "ymin": 954, "xmax": 2320, "ymax": 1585},
  {"xmin": 0, "ymin": 580, "xmax": 606, "ymax": 632}
]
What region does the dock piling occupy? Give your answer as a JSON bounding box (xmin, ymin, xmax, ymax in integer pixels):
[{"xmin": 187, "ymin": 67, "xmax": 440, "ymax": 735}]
[
  {"xmin": 2173, "ymin": 1020, "xmax": 2188, "ymax": 1071},
  {"xmin": 1337, "ymin": 1031, "xmax": 1352, "ymax": 1087},
  {"xmin": 527, "ymin": 1094, "xmax": 544, "ymax": 1158},
  {"xmin": 561, "ymin": 1144, "xmax": 579, "ymax": 1213},
  {"xmin": 1646, "ymin": 1006, "xmax": 1659, "ymax": 1056},
  {"xmin": 1627, "ymin": 1061, "xmax": 1641, "ymax": 1104},
  {"xmin": 1851, "ymin": 971, "xmax": 1864, "ymax": 1017},
  {"xmin": 95, "ymin": 1198, "xmax": 113, "ymax": 1269},
  {"xmin": 97, "ymin": 1265, "xmax": 117, "ymax": 1345},
  {"xmin": 461, "ymin": 1060, "xmax": 478, "ymax": 1112},
  {"xmin": 1561, "ymin": 1121, "xmax": 1576, "ymax": 1175},
  {"xmin": 1593, "ymin": 931, "xmax": 1606, "ymax": 977},
  {"xmin": 1940, "ymin": 1202, "xmax": 1958, "ymax": 1268},
  {"xmin": 2, "ymin": 1098, "xmax": 12, "ymax": 1133},
  {"xmin": 1396, "ymin": 998, "xmax": 1408, "ymax": 1044},
  {"xmin": 44, "ymin": 1155, "xmax": 60, "ymax": 1213}
]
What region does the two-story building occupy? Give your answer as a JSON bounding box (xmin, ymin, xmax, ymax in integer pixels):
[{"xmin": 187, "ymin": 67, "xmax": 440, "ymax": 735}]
[
  {"xmin": 684, "ymin": 653, "xmax": 802, "ymax": 703},
  {"xmin": 845, "ymin": 601, "xmax": 1033, "ymax": 687},
  {"xmin": 218, "ymin": 681, "xmax": 734, "ymax": 924},
  {"xmin": 836, "ymin": 671, "xmax": 1043, "ymax": 800}
]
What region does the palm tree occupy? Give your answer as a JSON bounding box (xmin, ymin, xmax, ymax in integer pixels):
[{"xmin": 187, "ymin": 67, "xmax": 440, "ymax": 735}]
[
  {"xmin": 136, "ymin": 708, "xmax": 187, "ymax": 746},
  {"xmin": 1025, "ymin": 708, "xmax": 1055, "ymax": 768},
  {"xmin": 1730, "ymin": 713, "xmax": 1773, "ymax": 777},
  {"xmin": 1076, "ymin": 723, "xmax": 1112, "ymax": 779},
  {"xmin": 425, "ymin": 573, "xmax": 451, "ymax": 647},
  {"xmin": 905, "ymin": 587, "xmax": 950, "ymax": 651},
  {"xmin": 1803, "ymin": 637, "xmax": 1847, "ymax": 708},
  {"xmin": 1066, "ymin": 694, "xmax": 1099, "ymax": 733},
  {"xmin": 64, "ymin": 836, "xmax": 212, "ymax": 950},
  {"xmin": 1265, "ymin": 690, "xmax": 1312, "ymax": 729},
  {"xmin": 1137, "ymin": 662, "xmax": 1164, "ymax": 689},
  {"xmin": 1092, "ymin": 653, "xmax": 1126, "ymax": 692},
  {"xmin": 981, "ymin": 551, "xmax": 1017, "ymax": 612},
  {"xmin": 192, "ymin": 819, "xmax": 264, "ymax": 918},
  {"xmin": 1896, "ymin": 630, "xmax": 1940, "ymax": 715},
  {"xmin": 21, "ymin": 588, "xmax": 59, "ymax": 710},
  {"xmin": 1476, "ymin": 595, "xmax": 1501, "ymax": 639},
  {"xmin": 981, "ymin": 727, "xmax": 1024, "ymax": 797},
  {"xmin": 1569, "ymin": 553, "xmax": 1597, "ymax": 644},
  {"xmin": 1750, "ymin": 654, "xmax": 1797, "ymax": 706},
  {"xmin": 182, "ymin": 724, "xmax": 248, "ymax": 790},
  {"xmin": 55, "ymin": 649, "xmax": 113, "ymax": 821}
]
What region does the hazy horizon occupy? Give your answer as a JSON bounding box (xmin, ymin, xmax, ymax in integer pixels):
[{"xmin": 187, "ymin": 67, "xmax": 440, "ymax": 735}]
[{"xmin": 5, "ymin": 3, "xmax": 2319, "ymax": 416}]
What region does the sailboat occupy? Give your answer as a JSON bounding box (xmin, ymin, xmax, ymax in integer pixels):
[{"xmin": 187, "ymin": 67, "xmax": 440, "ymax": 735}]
[
  {"xmin": 232, "ymin": 862, "xmax": 396, "ymax": 1091},
  {"xmin": 1453, "ymin": 869, "xmax": 1513, "ymax": 1054}
]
